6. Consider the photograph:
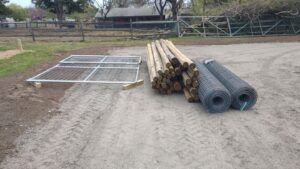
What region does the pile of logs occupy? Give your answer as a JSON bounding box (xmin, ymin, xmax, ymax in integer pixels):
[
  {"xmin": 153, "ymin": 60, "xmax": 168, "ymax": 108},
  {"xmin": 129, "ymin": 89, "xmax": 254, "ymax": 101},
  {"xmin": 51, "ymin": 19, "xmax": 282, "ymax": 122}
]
[{"xmin": 146, "ymin": 39, "xmax": 200, "ymax": 102}]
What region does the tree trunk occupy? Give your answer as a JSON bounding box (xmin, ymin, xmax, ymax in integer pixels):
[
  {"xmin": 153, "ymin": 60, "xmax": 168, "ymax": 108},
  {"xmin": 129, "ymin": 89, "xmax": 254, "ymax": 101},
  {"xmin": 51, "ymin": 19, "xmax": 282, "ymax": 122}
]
[
  {"xmin": 203, "ymin": 0, "xmax": 207, "ymax": 15},
  {"xmin": 172, "ymin": 10, "xmax": 177, "ymax": 20},
  {"xmin": 171, "ymin": 1, "xmax": 177, "ymax": 20}
]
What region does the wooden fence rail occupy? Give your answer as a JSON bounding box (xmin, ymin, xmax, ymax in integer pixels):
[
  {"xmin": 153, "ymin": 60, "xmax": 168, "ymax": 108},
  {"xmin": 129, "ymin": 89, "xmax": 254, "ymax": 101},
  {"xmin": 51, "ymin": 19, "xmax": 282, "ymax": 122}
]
[{"xmin": 0, "ymin": 16, "xmax": 299, "ymax": 41}]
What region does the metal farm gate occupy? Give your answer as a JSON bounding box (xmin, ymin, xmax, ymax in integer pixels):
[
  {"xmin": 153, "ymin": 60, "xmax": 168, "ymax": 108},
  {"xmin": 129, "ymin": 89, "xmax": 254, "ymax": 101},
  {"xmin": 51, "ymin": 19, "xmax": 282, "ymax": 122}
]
[
  {"xmin": 178, "ymin": 16, "xmax": 300, "ymax": 37},
  {"xmin": 27, "ymin": 55, "xmax": 141, "ymax": 84}
]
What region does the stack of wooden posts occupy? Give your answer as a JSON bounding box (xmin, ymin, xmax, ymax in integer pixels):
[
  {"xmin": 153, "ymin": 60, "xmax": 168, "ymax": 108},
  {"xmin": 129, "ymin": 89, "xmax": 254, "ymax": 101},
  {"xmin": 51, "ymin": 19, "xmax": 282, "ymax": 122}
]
[{"xmin": 146, "ymin": 39, "xmax": 200, "ymax": 102}]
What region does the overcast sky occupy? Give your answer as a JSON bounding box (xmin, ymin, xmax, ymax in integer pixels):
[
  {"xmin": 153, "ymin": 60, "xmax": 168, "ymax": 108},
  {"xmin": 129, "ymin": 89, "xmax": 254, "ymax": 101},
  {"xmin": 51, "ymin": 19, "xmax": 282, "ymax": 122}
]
[
  {"xmin": 8, "ymin": 0, "xmax": 33, "ymax": 7},
  {"xmin": 8, "ymin": 0, "xmax": 104, "ymax": 8}
]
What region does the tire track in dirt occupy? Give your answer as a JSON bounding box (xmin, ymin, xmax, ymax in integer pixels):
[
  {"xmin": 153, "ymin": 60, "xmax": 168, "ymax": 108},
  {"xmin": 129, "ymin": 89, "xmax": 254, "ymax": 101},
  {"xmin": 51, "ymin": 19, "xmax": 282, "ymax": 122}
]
[
  {"xmin": 2, "ymin": 43, "xmax": 299, "ymax": 169},
  {"xmin": 215, "ymin": 46, "xmax": 300, "ymax": 169},
  {"xmin": 1, "ymin": 84, "xmax": 120, "ymax": 169}
]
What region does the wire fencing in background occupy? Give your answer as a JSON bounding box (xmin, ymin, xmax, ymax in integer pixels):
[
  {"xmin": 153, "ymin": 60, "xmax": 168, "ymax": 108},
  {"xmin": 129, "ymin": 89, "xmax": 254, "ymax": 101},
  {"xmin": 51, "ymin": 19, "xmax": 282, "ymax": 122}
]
[
  {"xmin": 178, "ymin": 15, "xmax": 300, "ymax": 37},
  {"xmin": 0, "ymin": 15, "xmax": 299, "ymax": 41}
]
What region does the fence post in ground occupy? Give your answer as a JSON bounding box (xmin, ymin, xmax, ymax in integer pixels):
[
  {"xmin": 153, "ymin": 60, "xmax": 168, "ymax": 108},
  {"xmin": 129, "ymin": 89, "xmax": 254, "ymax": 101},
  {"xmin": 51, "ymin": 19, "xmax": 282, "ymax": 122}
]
[
  {"xmin": 226, "ymin": 17, "xmax": 232, "ymax": 37},
  {"xmin": 80, "ymin": 21, "xmax": 85, "ymax": 42},
  {"xmin": 177, "ymin": 16, "xmax": 180, "ymax": 37},
  {"xmin": 130, "ymin": 19, "xmax": 133, "ymax": 39},
  {"xmin": 202, "ymin": 16, "xmax": 206, "ymax": 37},
  {"xmin": 30, "ymin": 22, "xmax": 36, "ymax": 41},
  {"xmin": 32, "ymin": 30, "xmax": 36, "ymax": 42},
  {"xmin": 258, "ymin": 18, "xmax": 264, "ymax": 35},
  {"xmin": 290, "ymin": 20, "xmax": 296, "ymax": 34},
  {"xmin": 250, "ymin": 21, "xmax": 254, "ymax": 36}
]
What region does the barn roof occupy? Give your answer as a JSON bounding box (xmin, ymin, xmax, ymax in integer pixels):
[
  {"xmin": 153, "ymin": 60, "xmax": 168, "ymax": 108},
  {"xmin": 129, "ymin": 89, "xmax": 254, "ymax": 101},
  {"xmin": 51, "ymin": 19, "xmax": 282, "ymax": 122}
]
[{"xmin": 95, "ymin": 7, "xmax": 161, "ymax": 18}]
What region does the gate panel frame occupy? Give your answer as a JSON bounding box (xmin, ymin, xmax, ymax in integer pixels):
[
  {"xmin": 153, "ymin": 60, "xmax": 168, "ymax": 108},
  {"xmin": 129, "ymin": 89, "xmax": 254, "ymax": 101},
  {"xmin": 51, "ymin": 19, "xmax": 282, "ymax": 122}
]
[{"xmin": 27, "ymin": 55, "xmax": 142, "ymax": 84}]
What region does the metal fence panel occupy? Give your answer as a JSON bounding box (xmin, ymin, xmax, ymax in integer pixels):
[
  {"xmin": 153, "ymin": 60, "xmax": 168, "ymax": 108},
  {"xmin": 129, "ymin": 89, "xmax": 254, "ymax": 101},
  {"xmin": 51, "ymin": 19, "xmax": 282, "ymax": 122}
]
[
  {"xmin": 178, "ymin": 15, "xmax": 300, "ymax": 37},
  {"xmin": 27, "ymin": 55, "xmax": 141, "ymax": 84}
]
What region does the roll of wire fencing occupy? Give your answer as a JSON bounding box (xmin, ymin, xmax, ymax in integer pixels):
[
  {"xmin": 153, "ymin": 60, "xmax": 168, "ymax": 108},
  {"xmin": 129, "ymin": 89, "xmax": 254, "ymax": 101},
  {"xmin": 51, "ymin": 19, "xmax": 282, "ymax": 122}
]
[
  {"xmin": 194, "ymin": 60, "xmax": 232, "ymax": 113},
  {"xmin": 204, "ymin": 59, "xmax": 258, "ymax": 111}
]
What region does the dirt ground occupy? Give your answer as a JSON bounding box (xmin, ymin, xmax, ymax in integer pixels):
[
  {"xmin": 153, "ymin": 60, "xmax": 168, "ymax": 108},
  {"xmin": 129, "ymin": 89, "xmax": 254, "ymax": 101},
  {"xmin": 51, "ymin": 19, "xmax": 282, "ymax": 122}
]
[
  {"xmin": 0, "ymin": 41, "xmax": 299, "ymax": 169},
  {"xmin": 0, "ymin": 45, "xmax": 111, "ymax": 162},
  {"xmin": 0, "ymin": 50, "xmax": 22, "ymax": 60}
]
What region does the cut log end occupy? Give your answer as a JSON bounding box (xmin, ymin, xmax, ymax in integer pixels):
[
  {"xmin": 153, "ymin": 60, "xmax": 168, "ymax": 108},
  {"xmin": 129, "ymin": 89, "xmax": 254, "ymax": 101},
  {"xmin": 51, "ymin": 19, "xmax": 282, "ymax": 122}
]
[{"xmin": 184, "ymin": 88, "xmax": 194, "ymax": 103}]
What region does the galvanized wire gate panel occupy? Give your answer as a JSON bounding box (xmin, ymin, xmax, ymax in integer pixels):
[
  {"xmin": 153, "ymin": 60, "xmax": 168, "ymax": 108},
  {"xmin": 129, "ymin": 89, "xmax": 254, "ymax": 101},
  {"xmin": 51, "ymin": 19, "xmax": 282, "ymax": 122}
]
[
  {"xmin": 27, "ymin": 55, "xmax": 141, "ymax": 84},
  {"xmin": 178, "ymin": 16, "xmax": 300, "ymax": 37}
]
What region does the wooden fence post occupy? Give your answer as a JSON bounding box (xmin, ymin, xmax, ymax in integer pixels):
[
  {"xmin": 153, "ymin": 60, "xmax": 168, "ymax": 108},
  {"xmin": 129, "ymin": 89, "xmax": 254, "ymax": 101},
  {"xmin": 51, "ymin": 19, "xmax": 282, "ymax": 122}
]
[
  {"xmin": 80, "ymin": 21, "xmax": 85, "ymax": 42},
  {"xmin": 177, "ymin": 16, "xmax": 180, "ymax": 37},
  {"xmin": 29, "ymin": 22, "xmax": 35, "ymax": 41},
  {"xmin": 130, "ymin": 19, "xmax": 133, "ymax": 39},
  {"xmin": 202, "ymin": 16, "xmax": 206, "ymax": 37}
]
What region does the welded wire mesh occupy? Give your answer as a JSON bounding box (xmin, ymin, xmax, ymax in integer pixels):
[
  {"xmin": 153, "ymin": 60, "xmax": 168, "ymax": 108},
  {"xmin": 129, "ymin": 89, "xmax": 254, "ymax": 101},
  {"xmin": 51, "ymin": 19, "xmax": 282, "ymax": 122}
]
[
  {"xmin": 194, "ymin": 60, "xmax": 232, "ymax": 113},
  {"xmin": 27, "ymin": 55, "xmax": 141, "ymax": 84},
  {"xmin": 88, "ymin": 68, "xmax": 137, "ymax": 82},
  {"xmin": 204, "ymin": 59, "xmax": 257, "ymax": 110},
  {"xmin": 63, "ymin": 55, "xmax": 105, "ymax": 62},
  {"xmin": 36, "ymin": 67, "xmax": 93, "ymax": 81}
]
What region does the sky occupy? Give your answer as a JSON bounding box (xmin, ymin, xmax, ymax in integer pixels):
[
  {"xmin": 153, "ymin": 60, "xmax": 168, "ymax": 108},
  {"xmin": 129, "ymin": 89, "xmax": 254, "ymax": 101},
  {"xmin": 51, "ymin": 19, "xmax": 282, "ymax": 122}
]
[
  {"xmin": 7, "ymin": 0, "xmax": 104, "ymax": 8},
  {"xmin": 8, "ymin": 0, "xmax": 34, "ymax": 7}
]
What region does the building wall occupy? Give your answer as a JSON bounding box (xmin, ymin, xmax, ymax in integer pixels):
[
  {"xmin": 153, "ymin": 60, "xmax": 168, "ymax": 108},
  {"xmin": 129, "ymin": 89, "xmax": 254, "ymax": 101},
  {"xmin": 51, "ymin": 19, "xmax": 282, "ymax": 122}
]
[{"xmin": 95, "ymin": 16, "xmax": 164, "ymax": 28}]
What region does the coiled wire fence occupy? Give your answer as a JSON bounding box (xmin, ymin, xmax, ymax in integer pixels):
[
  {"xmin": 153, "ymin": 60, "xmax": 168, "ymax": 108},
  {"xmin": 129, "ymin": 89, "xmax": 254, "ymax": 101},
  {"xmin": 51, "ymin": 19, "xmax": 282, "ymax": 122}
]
[
  {"xmin": 194, "ymin": 60, "xmax": 232, "ymax": 113},
  {"xmin": 204, "ymin": 59, "xmax": 258, "ymax": 110}
]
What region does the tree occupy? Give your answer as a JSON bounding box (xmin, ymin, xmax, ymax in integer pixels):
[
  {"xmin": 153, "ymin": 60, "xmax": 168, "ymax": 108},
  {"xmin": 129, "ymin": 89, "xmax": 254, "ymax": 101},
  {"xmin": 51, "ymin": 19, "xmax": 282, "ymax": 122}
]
[
  {"xmin": 100, "ymin": 0, "xmax": 113, "ymax": 20},
  {"xmin": 113, "ymin": 0, "xmax": 130, "ymax": 7},
  {"xmin": 69, "ymin": 5, "xmax": 97, "ymax": 21},
  {"xmin": 154, "ymin": 0, "xmax": 167, "ymax": 20},
  {"xmin": 0, "ymin": 0, "xmax": 11, "ymax": 16},
  {"xmin": 28, "ymin": 7, "xmax": 44, "ymax": 20},
  {"xmin": 191, "ymin": 0, "xmax": 206, "ymax": 15},
  {"xmin": 131, "ymin": 0, "xmax": 150, "ymax": 7},
  {"xmin": 112, "ymin": 0, "xmax": 150, "ymax": 7},
  {"xmin": 167, "ymin": 0, "xmax": 183, "ymax": 20},
  {"xmin": 8, "ymin": 4, "xmax": 28, "ymax": 21},
  {"xmin": 32, "ymin": 0, "xmax": 94, "ymax": 21}
]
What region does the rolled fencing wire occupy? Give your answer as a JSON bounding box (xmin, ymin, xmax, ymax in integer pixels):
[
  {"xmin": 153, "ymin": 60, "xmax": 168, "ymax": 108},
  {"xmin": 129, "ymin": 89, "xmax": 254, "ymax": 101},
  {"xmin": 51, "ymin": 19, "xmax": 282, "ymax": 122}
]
[
  {"xmin": 204, "ymin": 59, "xmax": 258, "ymax": 111},
  {"xmin": 194, "ymin": 60, "xmax": 232, "ymax": 113}
]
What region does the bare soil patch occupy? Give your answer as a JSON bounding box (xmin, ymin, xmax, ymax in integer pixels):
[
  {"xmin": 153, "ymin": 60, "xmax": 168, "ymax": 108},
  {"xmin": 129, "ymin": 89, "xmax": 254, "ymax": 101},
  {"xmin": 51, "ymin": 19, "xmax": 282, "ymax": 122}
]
[
  {"xmin": 0, "ymin": 45, "xmax": 110, "ymax": 162},
  {"xmin": 0, "ymin": 50, "xmax": 22, "ymax": 60}
]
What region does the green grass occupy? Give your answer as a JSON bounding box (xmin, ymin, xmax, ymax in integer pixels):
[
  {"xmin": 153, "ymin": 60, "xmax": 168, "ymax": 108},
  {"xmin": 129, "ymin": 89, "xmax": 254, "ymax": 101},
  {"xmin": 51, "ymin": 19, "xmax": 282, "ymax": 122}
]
[
  {"xmin": 0, "ymin": 41, "xmax": 17, "ymax": 51},
  {"xmin": 0, "ymin": 39, "xmax": 156, "ymax": 76},
  {"xmin": 1, "ymin": 35, "xmax": 285, "ymax": 76},
  {"xmin": 0, "ymin": 42, "xmax": 90, "ymax": 76}
]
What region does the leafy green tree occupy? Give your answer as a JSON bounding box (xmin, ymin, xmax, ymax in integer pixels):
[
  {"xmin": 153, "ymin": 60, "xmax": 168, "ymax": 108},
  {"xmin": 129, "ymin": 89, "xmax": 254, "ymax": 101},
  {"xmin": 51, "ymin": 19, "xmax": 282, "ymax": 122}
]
[
  {"xmin": 69, "ymin": 5, "xmax": 97, "ymax": 21},
  {"xmin": 0, "ymin": 0, "xmax": 11, "ymax": 16},
  {"xmin": 32, "ymin": 0, "xmax": 94, "ymax": 21},
  {"xmin": 8, "ymin": 3, "xmax": 28, "ymax": 21}
]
